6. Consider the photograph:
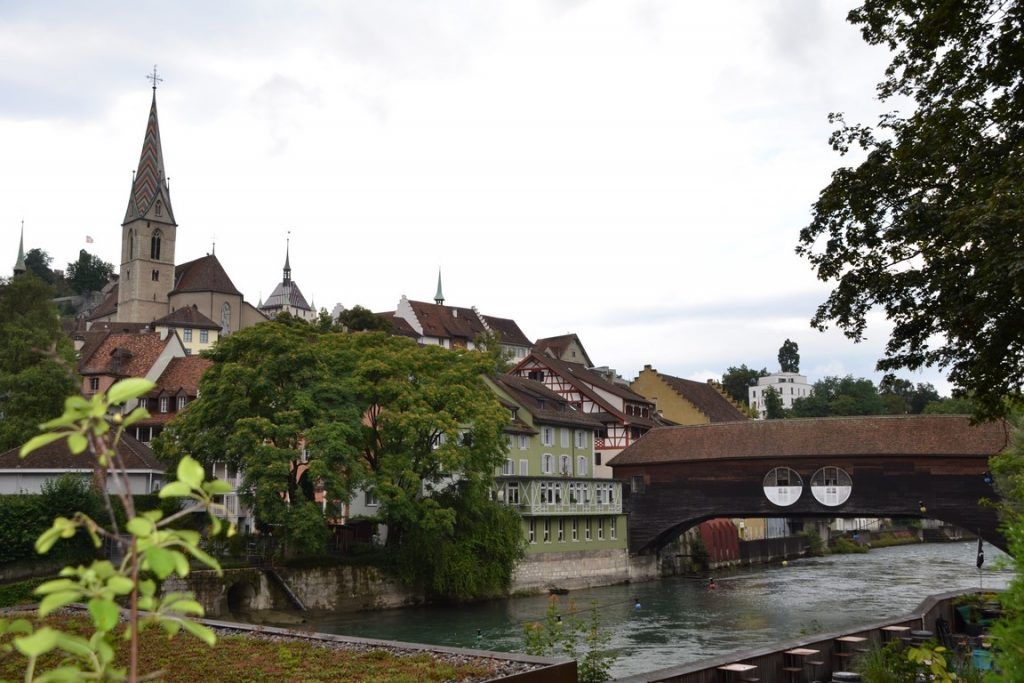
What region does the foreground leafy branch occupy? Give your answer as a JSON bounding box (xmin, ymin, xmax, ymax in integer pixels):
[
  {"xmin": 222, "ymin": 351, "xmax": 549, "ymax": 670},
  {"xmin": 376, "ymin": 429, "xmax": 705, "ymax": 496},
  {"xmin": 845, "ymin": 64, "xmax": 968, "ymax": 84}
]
[{"xmin": 0, "ymin": 378, "xmax": 233, "ymax": 682}]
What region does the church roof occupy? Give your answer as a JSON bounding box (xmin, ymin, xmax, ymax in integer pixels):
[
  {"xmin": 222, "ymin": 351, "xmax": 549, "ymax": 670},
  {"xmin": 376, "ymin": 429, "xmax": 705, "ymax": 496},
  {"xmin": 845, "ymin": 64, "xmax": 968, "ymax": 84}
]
[
  {"xmin": 154, "ymin": 305, "xmax": 220, "ymax": 330},
  {"xmin": 171, "ymin": 255, "xmax": 242, "ymax": 296},
  {"xmin": 261, "ymin": 280, "xmax": 312, "ymax": 312},
  {"xmin": 13, "ymin": 223, "xmax": 26, "ymax": 275},
  {"xmin": 123, "ymin": 92, "xmax": 175, "ymax": 225}
]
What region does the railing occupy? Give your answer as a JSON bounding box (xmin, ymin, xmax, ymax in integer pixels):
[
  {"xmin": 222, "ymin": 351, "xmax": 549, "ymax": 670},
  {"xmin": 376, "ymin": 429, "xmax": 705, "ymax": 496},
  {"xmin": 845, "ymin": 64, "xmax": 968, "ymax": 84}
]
[{"xmin": 497, "ymin": 476, "xmax": 623, "ymax": 515}]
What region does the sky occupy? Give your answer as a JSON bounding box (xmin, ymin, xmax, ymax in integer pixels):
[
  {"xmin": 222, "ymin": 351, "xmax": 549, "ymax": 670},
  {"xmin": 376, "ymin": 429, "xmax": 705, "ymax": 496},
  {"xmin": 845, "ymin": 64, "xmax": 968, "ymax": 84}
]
[{"xmin": 0, "ymin": 1, "xmax": 952, "ymax": 394}]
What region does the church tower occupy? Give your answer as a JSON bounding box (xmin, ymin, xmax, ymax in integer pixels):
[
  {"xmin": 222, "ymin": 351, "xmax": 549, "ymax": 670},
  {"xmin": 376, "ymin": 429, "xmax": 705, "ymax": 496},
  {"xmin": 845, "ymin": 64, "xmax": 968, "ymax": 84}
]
[{"xmin": 116, "ymin": 76, "xmax": 177, "ymax": 323}]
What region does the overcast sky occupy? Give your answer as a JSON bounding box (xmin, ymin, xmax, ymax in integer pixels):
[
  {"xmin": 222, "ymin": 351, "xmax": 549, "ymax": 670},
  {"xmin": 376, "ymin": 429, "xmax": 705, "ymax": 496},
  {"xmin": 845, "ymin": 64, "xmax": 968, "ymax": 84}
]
[{"xmin": 0, "ymin": 1, "xmax": 951, "ymax": 394}]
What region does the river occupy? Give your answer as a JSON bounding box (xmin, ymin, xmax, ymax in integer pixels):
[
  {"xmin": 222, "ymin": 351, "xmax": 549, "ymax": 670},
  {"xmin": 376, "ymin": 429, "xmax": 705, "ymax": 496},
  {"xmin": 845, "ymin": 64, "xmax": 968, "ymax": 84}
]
[{"xmin": 302, "ymin": 542, "xmax": 1013, "ymax": 678}]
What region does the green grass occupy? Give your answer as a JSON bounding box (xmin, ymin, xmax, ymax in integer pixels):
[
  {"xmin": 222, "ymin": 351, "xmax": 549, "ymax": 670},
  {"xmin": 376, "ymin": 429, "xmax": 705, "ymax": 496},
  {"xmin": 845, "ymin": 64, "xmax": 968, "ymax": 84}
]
[{"xmin": 0, "ymin": 612, "xmax": 498, "ymax": 683}]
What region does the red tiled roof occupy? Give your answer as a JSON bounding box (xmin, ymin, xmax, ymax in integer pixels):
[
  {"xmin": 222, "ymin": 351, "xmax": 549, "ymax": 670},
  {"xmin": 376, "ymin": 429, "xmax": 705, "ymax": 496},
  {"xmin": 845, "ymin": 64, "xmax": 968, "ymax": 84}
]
[
  {"xmin": 639, "ymin": 370, "xmax": 748, "ymax": 423},
  {"xmin": 491, "ymin": 375, "xmax": 604, "ymax": 429},
  {"xmin": 77, "ymin": 331, "xmax": 171, "ymax": 377},
  {"xmin": 608, "ymin": 415, "xmax": 1010, "ymax": 466},
  {"xmin": 153, "ymin": 356, "xmax": 212, "ymax": 395},
  {"xmin": 481, "ymin": 315, "xmax": 532, "ymax": 348},
  {"xmin": 171, "ymin": 255, "xmax": 242, "ymax": 296},
  {"xmin": 534, "ymin": 333, "xmax": 592, "ymax": 366},
  {"xmin": 407, "ymin": 300, "xmax": 482, "ymax": 341},
  {"xmin": 154, "ymin": 305, "xmax": 220, "ymax": 330},
  {"xmin": 377, "ymin": 313, "xmax": 418, "ymax": 338},
  {"xmin": 0, "ymin": 433, "xmax": 165, "ymax": 472}
]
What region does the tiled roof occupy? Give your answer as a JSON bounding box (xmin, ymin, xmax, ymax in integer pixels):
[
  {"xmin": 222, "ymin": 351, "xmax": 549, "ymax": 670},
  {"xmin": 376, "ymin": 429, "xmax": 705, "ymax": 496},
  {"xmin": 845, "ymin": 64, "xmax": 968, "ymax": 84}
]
[
  {"xmin": 377, "ymin": 313, "xmax": 418, "ymax": 338},
  {"xmin": 77, "ymin": 331, "xmax": 171, "ymax": 377},
  {"xmin": 608, "ymin": 415, "xmax": 1010, "ymax": 466},
  {"xmin": 123, "ymin": 93, "xmax": 175, "ymax": 225},
  {"xmin": 407, "ymin": 300, "xmax": 483, "ymax": 341},
  {"xmin": 641, "ymin": 370, "xmax": 748, "ymax": 423},
  {"xmin": 87, "ymin": 285, "xmax": 120, "ymax": 321},
  {"xmin": 261, "ymin": 280, "xmax": 311, "ymax": 312},
  {"xmin": 491, "ymin": 375, "xmax": 604, "ymax": 429},
  {"xmin": 153, "ymin": 356, "xmax": 211, "ymax": 395},
  {"xmin": 534, "ymin": 333, "xmax": 592, "ymax": 366},
  {"xmin": 481, "ymin": 315, "xmax": 532, "ymax": 347},
  {"xmin": 522, "ymin": 351, "xmax": 652, "ymax": 407},
  {"xmin": 171, "ymin": 255, "xmax": 242, "ymax": 296},
  {"xmin": 154, "ymin": 305, "xmax": 221, "ymax": 330},
  {"xmin": 0, "ymin": 433, "xmax": 165, "ymax": 472}
]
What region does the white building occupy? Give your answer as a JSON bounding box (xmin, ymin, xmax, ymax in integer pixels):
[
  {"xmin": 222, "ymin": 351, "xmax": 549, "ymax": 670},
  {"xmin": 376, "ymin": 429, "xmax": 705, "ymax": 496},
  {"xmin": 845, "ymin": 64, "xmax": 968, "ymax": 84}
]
[{"xmin": 749, "ymin": 372, "xmax": 812, "ymax": 419}]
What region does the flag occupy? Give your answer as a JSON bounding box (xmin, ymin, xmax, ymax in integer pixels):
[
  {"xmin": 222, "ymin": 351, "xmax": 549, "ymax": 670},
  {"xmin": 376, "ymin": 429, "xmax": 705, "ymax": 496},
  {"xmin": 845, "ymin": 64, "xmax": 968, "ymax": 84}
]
[
  {"xmin": 977, "ymin": 536, "xmax": 985, "ymax": 569},
  {"xmin": 85, "ymin": 236, "xmax": 94, "ymax": 243}
]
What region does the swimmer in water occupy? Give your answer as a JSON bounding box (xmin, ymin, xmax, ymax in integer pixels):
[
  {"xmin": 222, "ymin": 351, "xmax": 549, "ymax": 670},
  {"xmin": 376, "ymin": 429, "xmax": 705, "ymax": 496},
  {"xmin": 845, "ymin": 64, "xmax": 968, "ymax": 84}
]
[
  {"xmin": 634, "ymin": 597, "xmax": 641, "ymax": 610},
  {"xmin": 708, "ymin": 578, "xmax": 717, "ymax": 590}
]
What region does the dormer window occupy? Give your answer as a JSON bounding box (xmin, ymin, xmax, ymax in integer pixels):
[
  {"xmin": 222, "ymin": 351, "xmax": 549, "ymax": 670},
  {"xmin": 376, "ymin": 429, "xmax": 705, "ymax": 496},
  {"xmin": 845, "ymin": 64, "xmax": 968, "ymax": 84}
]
[
  {"xmin": 176, "ymin": 395, "xmax": 187, "ymax": 410},
  {"xmin": 159, "ymin": 396, "xmax": 169, "ymax": 413}
]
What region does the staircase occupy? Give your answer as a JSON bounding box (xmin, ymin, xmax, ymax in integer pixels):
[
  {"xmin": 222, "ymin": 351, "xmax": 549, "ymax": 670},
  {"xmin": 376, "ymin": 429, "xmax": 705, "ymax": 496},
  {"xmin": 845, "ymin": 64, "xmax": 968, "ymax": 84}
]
[{"xmin": 264, "ymin": 569, "xmax": 306, "ymax": 611}]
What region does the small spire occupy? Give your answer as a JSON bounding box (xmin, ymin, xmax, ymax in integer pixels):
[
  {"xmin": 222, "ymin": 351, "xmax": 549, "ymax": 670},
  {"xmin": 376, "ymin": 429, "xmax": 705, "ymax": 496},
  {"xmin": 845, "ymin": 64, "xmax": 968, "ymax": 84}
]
[
  {"xmin": 283, "ymin": 232, "xmax": 292, "ymax": 284},
  {"xmin": 13, "ymin": 220, "xmax": 26, "ymax": 276},
  {"xmin": 147, "ymin": 65, "xmax": 163, "ymax": 92},
  {"xmin": 434, "ymin": 269, "xmax": 444, "ymax": 305}
]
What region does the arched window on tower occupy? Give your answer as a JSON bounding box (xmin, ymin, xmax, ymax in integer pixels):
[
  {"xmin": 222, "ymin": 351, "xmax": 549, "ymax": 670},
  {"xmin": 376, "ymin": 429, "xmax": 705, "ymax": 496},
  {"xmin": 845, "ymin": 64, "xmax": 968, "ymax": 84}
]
[
  {"xmin": 151, "ymin": 229, "xmax": 162, "ymax": 260},
  {"xmin": 129, "ymin": 231, "xmax": 135, "ymax": 259},
  {"xmin": 155, "ymin": 200, "xmax": 162, "ymax": 217},
  {"xmin": 221, "ymin": 302, "xmax": 232, "ymax": 335}
]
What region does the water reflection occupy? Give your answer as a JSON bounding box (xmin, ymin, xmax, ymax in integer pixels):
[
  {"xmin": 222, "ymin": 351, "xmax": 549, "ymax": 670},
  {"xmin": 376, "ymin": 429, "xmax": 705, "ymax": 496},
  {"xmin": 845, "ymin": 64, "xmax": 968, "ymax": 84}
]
[{"xmin": 303, "ymin": 542, "xmax": 1012, "ymax": 678}]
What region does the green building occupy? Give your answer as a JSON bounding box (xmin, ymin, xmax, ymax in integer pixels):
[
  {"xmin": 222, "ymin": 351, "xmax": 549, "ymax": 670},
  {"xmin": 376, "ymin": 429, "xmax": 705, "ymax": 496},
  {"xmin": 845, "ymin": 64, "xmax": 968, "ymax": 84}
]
[{"xmin": 486, "ymin": 375, "xmax": 628, "ymax": 568}]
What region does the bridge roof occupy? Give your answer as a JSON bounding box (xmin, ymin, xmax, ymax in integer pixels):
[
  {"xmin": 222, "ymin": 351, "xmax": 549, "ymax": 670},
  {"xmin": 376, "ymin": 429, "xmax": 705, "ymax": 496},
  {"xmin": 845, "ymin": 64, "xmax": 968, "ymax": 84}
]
[{"xmin": 608, "ymin": 415, "xmax": 1010, "ymax": 466}]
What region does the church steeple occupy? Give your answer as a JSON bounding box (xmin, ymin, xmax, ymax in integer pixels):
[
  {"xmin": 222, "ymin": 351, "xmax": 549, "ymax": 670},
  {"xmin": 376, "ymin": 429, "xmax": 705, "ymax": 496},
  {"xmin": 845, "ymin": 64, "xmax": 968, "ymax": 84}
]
[
  {"xmin": 283, "ymin": 236, "xmax": 291, "ymax": 285},
  {"xmin": 434, "ymin": 270, "xmax": 444, "ymax": 305},
  {"xmin": 13, "ymin": 221, "xmax": 26, "ymax": 276},
  {"xmin": 123, "ymin": 77, "xmax": 175, "ymax": 226}
]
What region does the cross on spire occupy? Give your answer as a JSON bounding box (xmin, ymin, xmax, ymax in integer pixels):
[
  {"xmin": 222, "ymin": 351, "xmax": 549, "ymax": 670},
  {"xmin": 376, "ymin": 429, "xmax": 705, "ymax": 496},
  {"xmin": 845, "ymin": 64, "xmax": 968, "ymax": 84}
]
[{"xmin": 147, "ymin": 65, "xmax": 163, "ymax": 91}]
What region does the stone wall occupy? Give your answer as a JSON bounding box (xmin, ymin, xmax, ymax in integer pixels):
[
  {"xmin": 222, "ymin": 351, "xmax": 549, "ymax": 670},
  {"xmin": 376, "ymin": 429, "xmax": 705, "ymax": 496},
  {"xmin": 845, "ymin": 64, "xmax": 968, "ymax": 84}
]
[{"xmin": 511, "ymin": 548, "xmax": 631, "ymax": 594}]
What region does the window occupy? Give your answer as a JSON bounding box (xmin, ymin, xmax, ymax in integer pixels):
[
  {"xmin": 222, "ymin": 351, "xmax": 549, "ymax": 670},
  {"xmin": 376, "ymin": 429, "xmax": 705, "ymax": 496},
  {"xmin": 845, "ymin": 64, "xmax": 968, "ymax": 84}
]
[
  {"xmin": 155, "ymin": 200, "xmax": 162, "ymax": 216},
  {"xmin": 585, "ymin": 518, "xmax": 592, "ymax": 541},
  {"xmin": 200, "ymin": 329, "xmax": 209, "ymax": 343},
  {"xmin": 89, "ymin": 377, "xmax": 100, "ymax": 392},
  {"xmin": 529, "ymin": 520, "xmax": 536, "ymax": 544},
  {"xmin": 575, "ymin": 430, "xmax": 587, "ymax": 448},
  {"xmin": 594, "ymin": 452, "xmax": 602, "ymax": 466},
  {"xmin": 506, "ymin": 482, "xmax": 519, "ymax": 505},
  {"xmin": 576, "ymin": 455, "xmax": 588, "ymax": 477},
  {"xmin": 557, "ymin": 519, "xmax": 564, "ymax": 542},
  {"xmin": 151, "ymin": 269, "xmax": 159, "ymax": 281},
  {"xmin": 519, "ymin": 459, "xmax": 528, "ymax": 476},
  {"xmin": 597, "ymin": 519, "xmax": 604, "ymax": 541},
  {"xmin": 559, "ymin": 455, "xmax": 570, "ymax": 475},
  {"xmin": 365, "ymin": 489, "xmax": 379, "ymax": 506},
  {"xmin": 610, "ymin": 518, "xmax": 617, "ymax": 540},
  {"xmin": 571, "ymin": 518, "xmax": 578, "ymax": 542},
  {"xmin": 503, "ymin": 458, "xmax": 514, "ymax": 475},
  {"xmin": 542, "ymin": 454, "xmax": 553, "ymax": 474},
  {"xmin": 176, "ymin": 396, "xmax": 187, "ymax": 410},
  {"xmin": 518, "ymin": 434, "xmax": 529, "ymax": 450},
  {"xmin": 183, "ymin": 328, "xmax": 193, "ymax": 342},
  {"xmin": 527, "ymin": 369, "xmax": 544, "ymax": 382},
  {"xmin": 150, "ymin": 229, "xmax": 162, "ymax": 260},
  {"xmin": 630, "ymin": 475, "xmax": 645, "ymax": 494},
  {"xmin": 560, "ymin": 428, "xmax": 569, "ymax": 448},
  {"xmin": 541, "ymin": 427, "xmax": 554, "ymax": 446},
  {"xmin": 129, "ymin": 231, "xmax": 135, "ymax": 258},
  {"xmin": 221, "ymin": 302, "xmax": 231, "ymax": 335},
  {"xmin": 543, "ymin": 520, "xmax": 550, "ymax": 543},
  {"xmin": 810, "ymin": 466, "xmax": 853, "ymax": 507},
  {"xmin": 159, "ymin": 396, "xmax": 169, "ymax": 413}
]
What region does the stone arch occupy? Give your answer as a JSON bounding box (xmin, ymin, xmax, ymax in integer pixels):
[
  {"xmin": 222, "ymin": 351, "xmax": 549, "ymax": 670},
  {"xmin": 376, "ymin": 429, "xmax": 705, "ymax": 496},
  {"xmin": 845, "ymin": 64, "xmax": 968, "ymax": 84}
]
[{"xmin": 226, "ymin": 580, "xmax": 256, "ymax": 614}]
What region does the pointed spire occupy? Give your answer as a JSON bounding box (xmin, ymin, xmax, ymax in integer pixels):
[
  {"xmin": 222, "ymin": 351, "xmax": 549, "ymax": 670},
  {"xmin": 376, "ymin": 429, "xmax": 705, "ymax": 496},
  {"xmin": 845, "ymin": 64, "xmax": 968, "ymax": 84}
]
[
  {"xmin": 123, "ymin": 78, "xmax": 175, "ymax": 225},
  {"xmin": 283, "ymin": 233, "xmax": 292, "ymax": 285},
  {"xmin": 13, "ymin": 221, "xmax": 26, "ymax": 276},
  {"xmin": 434, "ymin": 269, "xmax": 444, "ymax": 305}
]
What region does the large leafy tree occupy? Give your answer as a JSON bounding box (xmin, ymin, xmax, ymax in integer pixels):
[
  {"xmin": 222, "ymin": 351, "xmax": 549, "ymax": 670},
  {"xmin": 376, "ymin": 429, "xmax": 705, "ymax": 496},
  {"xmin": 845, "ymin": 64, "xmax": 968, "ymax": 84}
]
[
  {"xmin": 878, "ymin": 375, "xmax": 940, "ymax": 414},
  {"xmin": 763, "ymin": 386, "xmax": 786, "ymax": 419},
  {"xmin": 336, "ymin": 304, "xmax": 392, "ymax": 333},
  {"xmin": 65, "ymin": 249, "xmax": 113, "ymax": 294},
  {"xmin": 721, "ymin": 364, "xmax": 768, "ymax": 405},
  {"xmin": 777, "ymin": 339, "xmax": 800, "ymax": 373},
  {"xmin": 790, "ymin": 375, "xmax": 888, "ymax": 418},
  {"xmin": 797, "ymin": 1, "xmax": 1024, "ymax": 420},
  {"xmin": 0, "ymin": 274, "xmax": 78, "ymax": 450}
]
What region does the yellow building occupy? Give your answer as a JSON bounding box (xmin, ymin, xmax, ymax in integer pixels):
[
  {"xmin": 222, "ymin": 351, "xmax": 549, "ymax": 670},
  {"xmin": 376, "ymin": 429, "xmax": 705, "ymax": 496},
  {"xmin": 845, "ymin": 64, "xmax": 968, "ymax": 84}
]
[{"xmin": 630, "ymin": 365, "xmax": 748, "ymax": 425}]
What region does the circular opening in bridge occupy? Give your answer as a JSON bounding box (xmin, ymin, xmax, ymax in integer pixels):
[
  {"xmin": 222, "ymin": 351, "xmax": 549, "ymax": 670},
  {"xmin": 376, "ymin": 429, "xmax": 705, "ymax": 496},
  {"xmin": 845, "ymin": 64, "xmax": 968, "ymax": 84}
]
[
  {"xmin": 810, "ymin": 466, "xmax": 852, "ymax": 506},
  {"xmin": 763, "ymin": 467, "xmax": 803, "ymax": 506},
  {"xmin": 226, "ymin": 581, "xmax": 256, "ymax": 615}
]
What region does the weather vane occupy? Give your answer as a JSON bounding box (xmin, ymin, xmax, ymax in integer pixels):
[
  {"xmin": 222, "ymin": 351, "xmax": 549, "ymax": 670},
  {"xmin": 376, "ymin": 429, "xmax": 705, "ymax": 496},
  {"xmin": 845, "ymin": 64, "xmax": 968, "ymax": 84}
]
[{"xmin": 147, "ymin": 65, "xmax": 163, "ymax": 91}]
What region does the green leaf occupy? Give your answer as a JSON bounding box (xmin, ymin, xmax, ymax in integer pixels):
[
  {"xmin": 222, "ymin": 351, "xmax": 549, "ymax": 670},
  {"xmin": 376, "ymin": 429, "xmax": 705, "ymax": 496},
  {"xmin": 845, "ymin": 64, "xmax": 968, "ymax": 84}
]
[
  {"xmin": 38, "ymin": 590, "xmax": 81, "ymax": 617},
  {"xmin": 67, "ymin": 432, "xmax": 88, "ymax": 454},
  {"xmin": 144, "ymin": 547, "xmax": 176, "ymax": 579},
  {"xmin": 176, "ymin": 456, "xmax": 205, "ymax": 489},
  {"xmin": 138, "ymin": 579, "xmax": 157, "ymax": 598},
  {"xmin": 158, "ymin": 481, "xmax": 193, "ymax": 499},
  {"xmin": 107, "ymin": 378, "xmax": 156, "ymax": 405},
  {"xmin": 14, "ymin": 627, "xmax": 59, "ymax": 657},
  {"xmin": 121, "ymin": 406, "xmax": 151, "ymax": 428},
  {"xmin": 107, "ymin": 576, "xmax": 134, "ymax": 596},
  {"xmin": 19, "ymin": 432, "xmax": 67, "ymax": 458},
  {"xmin": 34, "ymin": 578, "xmax": 77, "ymax": 595},
  {"xmin": 63, "ymin": 395, "xmax": 90, "ymax": 412},
  {"xmin": 167, "ymin": 599, "xmax": 204, "ymax": 617},
  {"xmin": 126, "ymin": 516, "xmax": 155, "ymax": 538},
  {"xmin": 203, "ymin": 480, "xmax": 234, "ymax": 495},
  {"xmin": 36, "ymin": 527, "xmax": 66, "ymax": 555},
  {"xmin": 34, "ymin": 666, "xmax": 85, "ymax": 683},
  {"xmin": 173, "ymin": 552, "xmax": 190, "ymax": 578},
  {"xmin": 53, "ymin": 632, "xmax": 93, "ymax": 659},
  {"xmin": 181, "ymin": 619, "xmax": 217, "ymax": 646},
  {"xmin": 7, "ymin": 619, "xmax": 33, "ymax": 635},
  {"xmin": 88, "ymin": 598, "xmax": 120, "ymax": 632}
]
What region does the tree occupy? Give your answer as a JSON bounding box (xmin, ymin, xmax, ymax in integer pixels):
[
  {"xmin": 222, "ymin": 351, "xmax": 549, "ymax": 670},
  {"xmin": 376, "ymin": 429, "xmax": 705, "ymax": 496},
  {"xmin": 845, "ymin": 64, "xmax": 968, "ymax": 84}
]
[
  {"xmin": 878, "ymin": 375, "xmax": 940, "ymax": 414},
  {"xmin": 790, "ymin": 375, "xmax": 886, "ymax": 417},
  {"xmin": 336, "ymin": 304, "xmax": 392, "ymax": 333},
  {"xmin": 797, "ymin": 1, "xmax": 1024, "ymax": 421},
  {"xmin": 763, "ymin": 386, "xmax": 786, "ymax": 419},
  {"xmin": 0, "ymin": 275, "xmax": 78, "ymax": 450},
  {"xmin": 778, "ymin": 339, "xmax": 800, "ymax": 373},
  {"xmin": 988, "ymin": 417, "xmax": 1024, "ymax": 677},
  {"xmin": 24, "ymin": 248, "xmax": 55, "ymax": 285},
  {"xmin": 923, "ymin": 396, "xmax": 978, "ymax": 415},
  {"xmin": 721, "ymin": 364, "xmax": 768, "ymax": 405},
  {"xmin": 65, "ymin": 249, "xmax": 113, "ymax": 294}
]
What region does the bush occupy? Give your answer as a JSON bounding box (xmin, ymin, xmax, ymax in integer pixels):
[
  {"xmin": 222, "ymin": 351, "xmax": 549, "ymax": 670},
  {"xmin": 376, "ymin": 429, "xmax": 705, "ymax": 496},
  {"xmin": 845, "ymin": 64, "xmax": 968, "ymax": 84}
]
[{"xmin": 831, "ymin": 536, "xmax": 868, "ymax": 554}]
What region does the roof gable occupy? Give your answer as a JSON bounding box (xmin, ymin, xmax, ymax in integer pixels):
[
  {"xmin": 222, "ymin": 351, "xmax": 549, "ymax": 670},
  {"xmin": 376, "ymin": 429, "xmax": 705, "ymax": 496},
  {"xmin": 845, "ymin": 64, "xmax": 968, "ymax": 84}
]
[
  {"xmin": 171, "ymin": 255, "xmax": 242, "ymax": 296},
  {"xmin": 638, "ymin": 369, "xmax": 748, "ymax": 423},
  {"xmin": 154, "ymin": 305, "xmax": 220, "ymax": 330},
  {"xmin": 77, "ymin": 331, "xmax": 173, "ymax": 378}
]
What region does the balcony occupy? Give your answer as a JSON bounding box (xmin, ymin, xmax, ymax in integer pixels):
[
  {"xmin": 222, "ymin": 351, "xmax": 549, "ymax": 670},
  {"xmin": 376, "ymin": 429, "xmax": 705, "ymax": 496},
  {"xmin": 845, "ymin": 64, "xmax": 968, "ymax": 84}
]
[{"xmin": 496, "ymin": 476, "xmax": 622, "ymax": 516}]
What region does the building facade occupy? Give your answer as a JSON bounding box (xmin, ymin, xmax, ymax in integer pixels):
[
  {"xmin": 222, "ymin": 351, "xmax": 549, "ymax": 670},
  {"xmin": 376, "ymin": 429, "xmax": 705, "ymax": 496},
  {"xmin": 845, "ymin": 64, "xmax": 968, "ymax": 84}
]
[{"xmin": 749, "ymin": 372, "xmax": 813, "ymax": 418}]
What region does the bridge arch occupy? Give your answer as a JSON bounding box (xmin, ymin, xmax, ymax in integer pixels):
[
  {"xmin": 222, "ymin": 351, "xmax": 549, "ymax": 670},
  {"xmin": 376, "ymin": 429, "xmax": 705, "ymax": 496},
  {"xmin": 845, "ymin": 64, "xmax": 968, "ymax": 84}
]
[{"xmin": 609, "ymin": 415, "xmax": 1010, "ymax": 554}]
